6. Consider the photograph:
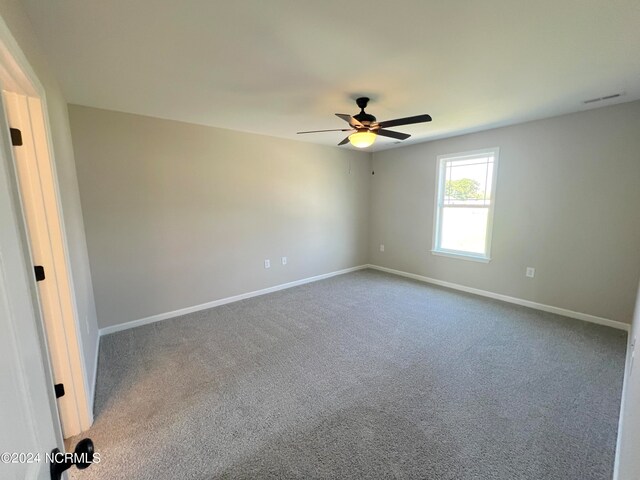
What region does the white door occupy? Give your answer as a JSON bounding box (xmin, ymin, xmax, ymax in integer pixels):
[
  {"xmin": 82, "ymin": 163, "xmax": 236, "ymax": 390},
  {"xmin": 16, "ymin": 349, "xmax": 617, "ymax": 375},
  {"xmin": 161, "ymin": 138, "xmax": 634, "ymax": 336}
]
[{"xmin": 0, "ymin": 91, "xmax": 63, "ymax": 478}]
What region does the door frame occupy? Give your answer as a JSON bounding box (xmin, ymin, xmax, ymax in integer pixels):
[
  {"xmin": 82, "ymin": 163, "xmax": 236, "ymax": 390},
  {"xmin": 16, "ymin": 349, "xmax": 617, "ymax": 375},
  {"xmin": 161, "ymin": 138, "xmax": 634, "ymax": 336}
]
[
  {"xmin": 0, "ymin": 108, "xmax": 62, "ymax": 479},
  {"xmin": 0, "ymin": 15, "xmax": 92, "ymax": 436}
]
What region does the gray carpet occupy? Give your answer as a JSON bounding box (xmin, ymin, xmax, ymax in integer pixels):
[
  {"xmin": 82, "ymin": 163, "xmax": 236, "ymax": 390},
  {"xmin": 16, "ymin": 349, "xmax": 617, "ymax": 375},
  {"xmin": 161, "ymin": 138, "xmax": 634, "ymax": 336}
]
[{"xmin": 70, "ymin": 269, "xmax": 627, "ymax": 479}]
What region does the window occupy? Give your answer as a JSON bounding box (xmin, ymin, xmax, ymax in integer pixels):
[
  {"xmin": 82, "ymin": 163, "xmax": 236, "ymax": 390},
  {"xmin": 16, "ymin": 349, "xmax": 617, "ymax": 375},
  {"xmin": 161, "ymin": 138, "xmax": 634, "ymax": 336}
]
[{"xmin": 432, "ymin": 148, "xmax": 499, "ymax": 262}]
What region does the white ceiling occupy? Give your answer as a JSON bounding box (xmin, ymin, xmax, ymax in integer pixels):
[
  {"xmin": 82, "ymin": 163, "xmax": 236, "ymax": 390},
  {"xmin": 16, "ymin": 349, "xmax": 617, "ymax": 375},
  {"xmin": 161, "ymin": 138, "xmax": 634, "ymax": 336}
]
[{"xmin": 22, "ymin": 0, "xmax": 640, "ymax": 151}]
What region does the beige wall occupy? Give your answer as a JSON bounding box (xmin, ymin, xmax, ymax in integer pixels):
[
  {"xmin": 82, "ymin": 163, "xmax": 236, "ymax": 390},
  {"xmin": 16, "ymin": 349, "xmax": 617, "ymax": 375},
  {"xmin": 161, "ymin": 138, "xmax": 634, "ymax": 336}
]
[
  {"xmin": 370, "ymin": 101, "xmax": 640, "ymax": 324},
  {"xmin": 71, "ymin": 102, "xmax": 640, "ymax": 330},
  {"xmin": 69, "ymin": 106, "xmax": 371, "ymax": 329},
  {"xmin": 0, "ymin": 1, "xmax": 99, "ymax": 394}
]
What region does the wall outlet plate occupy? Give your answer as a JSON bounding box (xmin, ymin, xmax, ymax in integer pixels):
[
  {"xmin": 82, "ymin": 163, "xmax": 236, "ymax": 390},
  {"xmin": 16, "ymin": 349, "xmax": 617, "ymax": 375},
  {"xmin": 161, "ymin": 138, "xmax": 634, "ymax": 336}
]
[
  {"xmin": 380, "ymin": 244, "xmax": 385, "ymax": 252},
  {"xmin": 264, "ymin": 259, "xmax": 270, "ymax": 269},
  {"xmin": 526, "ymin": 267, "xmax": 535, "ymax": 278},
  {"xmin": 281, "ymin": 256, "xmax": 287, "ymax": 265}
]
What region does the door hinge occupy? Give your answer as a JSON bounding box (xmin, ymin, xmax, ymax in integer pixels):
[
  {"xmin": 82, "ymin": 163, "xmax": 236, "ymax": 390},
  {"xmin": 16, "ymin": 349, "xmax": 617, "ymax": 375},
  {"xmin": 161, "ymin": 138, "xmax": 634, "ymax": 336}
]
[
  {"xmin": 54, "ymin": 383, "xmax": 65, "ymax": 398},
  {"xmin": 10, "ymin": 127, "xmax": 22, "ymax": 146},
  {"xmin": 34, "ymin": 265, "xmax": 45, "ymax": 282}
]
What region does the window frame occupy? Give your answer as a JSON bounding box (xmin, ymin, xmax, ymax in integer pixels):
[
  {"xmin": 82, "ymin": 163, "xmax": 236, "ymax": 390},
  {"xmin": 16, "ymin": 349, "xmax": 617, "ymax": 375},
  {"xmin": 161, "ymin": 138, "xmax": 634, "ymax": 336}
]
[{"xmin": 431, "ymin": 147, "xmax": 500, "ymax": 263}]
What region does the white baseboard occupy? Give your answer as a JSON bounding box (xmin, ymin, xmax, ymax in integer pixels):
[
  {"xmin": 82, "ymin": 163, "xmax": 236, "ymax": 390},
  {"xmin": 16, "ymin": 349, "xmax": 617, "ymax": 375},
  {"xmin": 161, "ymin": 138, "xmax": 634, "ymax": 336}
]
[
  {"xmin": 98, "ymin": 262, "xmax": 630, "ymax": 337},
  {"xmin": 89, "ymin": 334, "xmax": 99, "ymax": 418},
  {"xmin": 99, "ymin": 265, "xmax": 369, "ymax": 336},
  {"xmin": 367, "ymin": 264, "xmax": 630, "ymax": 332}
]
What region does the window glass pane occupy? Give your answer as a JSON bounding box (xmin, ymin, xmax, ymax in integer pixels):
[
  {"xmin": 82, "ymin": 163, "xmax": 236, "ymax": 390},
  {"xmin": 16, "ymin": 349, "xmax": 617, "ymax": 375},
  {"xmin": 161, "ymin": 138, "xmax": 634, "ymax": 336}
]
[
  {"xmin": 440, "ymin": 207, "xmax": 488, "ymax": 255},
  {"xmin": 443, "ymin": 157, "xmax": 494, "ymax": 206}
]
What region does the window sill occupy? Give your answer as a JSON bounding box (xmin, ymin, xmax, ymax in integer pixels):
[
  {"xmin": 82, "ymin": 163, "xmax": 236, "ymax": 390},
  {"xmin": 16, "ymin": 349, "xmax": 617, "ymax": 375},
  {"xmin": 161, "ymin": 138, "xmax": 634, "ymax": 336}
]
[{"xmin": 431, "ymin": 250, "xmax": 491, "ymax": 263}]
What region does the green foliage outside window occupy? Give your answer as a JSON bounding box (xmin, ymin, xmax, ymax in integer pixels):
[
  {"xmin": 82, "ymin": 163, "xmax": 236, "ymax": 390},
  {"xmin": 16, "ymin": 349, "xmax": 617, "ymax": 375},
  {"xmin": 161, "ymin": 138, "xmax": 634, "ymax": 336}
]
[{"xmin": 445, "ymin": 178, "xmax": 484, "ymax": 200}]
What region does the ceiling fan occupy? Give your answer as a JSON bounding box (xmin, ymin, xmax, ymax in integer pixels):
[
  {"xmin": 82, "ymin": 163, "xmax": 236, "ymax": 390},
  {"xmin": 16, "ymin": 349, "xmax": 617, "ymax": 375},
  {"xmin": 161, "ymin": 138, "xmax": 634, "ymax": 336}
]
[{"xmin": 297, "ymin": 97, "xmax": 432, "ymax": 148}]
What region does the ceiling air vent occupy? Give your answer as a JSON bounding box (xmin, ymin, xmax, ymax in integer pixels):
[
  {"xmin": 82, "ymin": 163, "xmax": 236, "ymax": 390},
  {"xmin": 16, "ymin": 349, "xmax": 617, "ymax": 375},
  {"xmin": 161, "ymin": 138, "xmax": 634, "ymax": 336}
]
[{"xmin": 583, "ymin": 93, "xmax": 622, "ymax": 105}]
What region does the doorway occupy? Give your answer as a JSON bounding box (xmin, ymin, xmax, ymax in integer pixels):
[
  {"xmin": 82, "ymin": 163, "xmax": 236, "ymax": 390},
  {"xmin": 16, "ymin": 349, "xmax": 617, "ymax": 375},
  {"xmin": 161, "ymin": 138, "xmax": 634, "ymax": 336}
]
[{"xmin": 0, "ymin": 22, "xmax": 92, "ymax": 438}]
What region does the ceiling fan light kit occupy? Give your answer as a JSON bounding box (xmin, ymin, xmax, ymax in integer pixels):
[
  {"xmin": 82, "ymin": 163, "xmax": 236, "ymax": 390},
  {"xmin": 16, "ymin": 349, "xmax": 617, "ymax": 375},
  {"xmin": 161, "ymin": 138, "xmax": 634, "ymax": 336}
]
[
  {"xmin": 297, "ymin": 97, "xmax": 432, "ymax": 148},
  {"xmin": 349, "ymin": 130, "xmax": 377, "ymax": 148}
]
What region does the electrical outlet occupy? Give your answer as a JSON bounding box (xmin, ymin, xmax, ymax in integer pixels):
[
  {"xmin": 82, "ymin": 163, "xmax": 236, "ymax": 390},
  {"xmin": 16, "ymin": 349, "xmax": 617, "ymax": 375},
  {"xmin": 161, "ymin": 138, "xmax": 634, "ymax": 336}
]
[
  {"xmin": 526, "ymin": 267, "xmax": 535, "ymax": 278},
  {"xmin": 264, "ymin": 259, "xmax": 271, "ymax": 269},
  {"xmin": 281, "ymin": 256, "xmax": 287, "ymax": 265},
  {"xmin": 379, "ymin": 244, "xmax": 385, "ymax": 252}
]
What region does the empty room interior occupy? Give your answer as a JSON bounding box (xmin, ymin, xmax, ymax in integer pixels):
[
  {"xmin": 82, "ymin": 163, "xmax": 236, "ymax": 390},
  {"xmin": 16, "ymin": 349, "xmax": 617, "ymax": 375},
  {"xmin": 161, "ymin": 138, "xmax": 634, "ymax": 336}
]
[{"xmin": 1, "ymin": 1, "xmax": 640, "ymax": 479}]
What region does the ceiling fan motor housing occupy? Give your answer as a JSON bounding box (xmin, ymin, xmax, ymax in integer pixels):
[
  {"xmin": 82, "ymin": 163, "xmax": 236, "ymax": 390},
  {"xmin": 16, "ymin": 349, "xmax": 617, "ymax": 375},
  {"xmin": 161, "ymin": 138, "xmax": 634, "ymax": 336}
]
[{"xmin": 354, "ymin": 97, "xmax": 376, "ymax": 126}]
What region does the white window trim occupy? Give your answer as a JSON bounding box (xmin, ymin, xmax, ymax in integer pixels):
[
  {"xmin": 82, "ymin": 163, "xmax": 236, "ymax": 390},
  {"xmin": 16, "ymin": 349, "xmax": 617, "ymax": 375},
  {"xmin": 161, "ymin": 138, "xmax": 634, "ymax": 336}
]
[{"xmin": 431, "ymin": 147, "xmax": 500, "ymax": 263}]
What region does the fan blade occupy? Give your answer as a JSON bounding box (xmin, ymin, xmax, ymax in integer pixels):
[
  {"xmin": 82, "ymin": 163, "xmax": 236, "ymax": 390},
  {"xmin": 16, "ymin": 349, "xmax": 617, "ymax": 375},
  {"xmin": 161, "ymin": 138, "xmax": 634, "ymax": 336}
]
[
  {"xmin": 297, "ymin": 128, "xmax": 353, "ymax": 134},
  {"xmin": 375, "ymin": 129, "xmax": 411, "ymax": 140},
  {"xmin": 376, "ymin": 114, "xmax": 432, "ymax": 129},
  {"xmin": 335, "ymin": 113, "xmax": 365, "ymax": 129},
  {"xmin": 338, "ymin": 136, "xmax": 351, "ymax": 146}
]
